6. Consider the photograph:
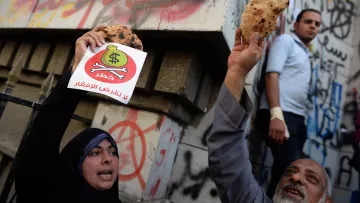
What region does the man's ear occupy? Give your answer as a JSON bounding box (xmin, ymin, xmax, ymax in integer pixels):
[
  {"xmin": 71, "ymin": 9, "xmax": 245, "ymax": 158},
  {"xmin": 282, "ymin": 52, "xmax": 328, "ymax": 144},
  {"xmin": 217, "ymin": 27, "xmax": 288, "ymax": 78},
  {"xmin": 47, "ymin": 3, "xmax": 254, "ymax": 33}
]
[
  {"xmin": 293, "ymin": 22, "xmax": 299, "ymax": 32},
  {"xmin": 326, "ymin": 197, "xmax": 332, "ymax": 203}
]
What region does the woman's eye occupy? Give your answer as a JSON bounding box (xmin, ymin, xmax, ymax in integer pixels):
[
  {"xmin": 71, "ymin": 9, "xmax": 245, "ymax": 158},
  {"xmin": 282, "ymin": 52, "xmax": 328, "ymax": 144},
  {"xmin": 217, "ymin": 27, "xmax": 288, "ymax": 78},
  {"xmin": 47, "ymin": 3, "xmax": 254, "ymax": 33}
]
[
  {"xmin": 109, "ymin": 150, "xmax": 117, "ymax": 155},
  {"xmin": 89, "ymin": 151, "xmax": 99, "ymax": 156}
]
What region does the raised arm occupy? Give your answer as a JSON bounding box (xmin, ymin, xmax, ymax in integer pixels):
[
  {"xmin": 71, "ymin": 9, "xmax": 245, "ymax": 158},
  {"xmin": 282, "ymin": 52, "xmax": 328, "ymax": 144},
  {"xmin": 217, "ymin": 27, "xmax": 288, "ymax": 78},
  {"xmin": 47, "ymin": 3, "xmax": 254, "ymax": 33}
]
[
  {"xmin": 207, "ymin": 28, "xmax": 271, "ymax": 203},
  {"xmin": 15, "ymin": 26, "xmax": 106, "ymax": 203}
]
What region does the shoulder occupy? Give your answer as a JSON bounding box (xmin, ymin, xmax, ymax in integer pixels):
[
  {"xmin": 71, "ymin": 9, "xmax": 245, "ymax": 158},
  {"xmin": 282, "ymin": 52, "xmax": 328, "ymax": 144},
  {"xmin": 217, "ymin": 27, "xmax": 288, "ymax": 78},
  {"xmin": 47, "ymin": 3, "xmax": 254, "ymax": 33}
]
[{"xmin": 273, "ymin": 33, "xmax": 294, "ymax": 44}]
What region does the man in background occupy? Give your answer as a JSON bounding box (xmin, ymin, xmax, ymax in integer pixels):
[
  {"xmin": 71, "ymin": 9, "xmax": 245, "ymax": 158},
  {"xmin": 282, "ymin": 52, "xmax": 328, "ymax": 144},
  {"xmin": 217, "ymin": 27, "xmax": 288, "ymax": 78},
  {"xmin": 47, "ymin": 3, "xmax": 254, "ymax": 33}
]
[{"xmin": 255, "ymin": 9, "xmax": 322, "ymax": 198}]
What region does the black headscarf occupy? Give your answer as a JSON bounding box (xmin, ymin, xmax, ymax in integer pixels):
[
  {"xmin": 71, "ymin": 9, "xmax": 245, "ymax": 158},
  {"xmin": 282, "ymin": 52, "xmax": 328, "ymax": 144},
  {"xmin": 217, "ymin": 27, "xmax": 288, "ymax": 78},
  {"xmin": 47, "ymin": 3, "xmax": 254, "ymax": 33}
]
[{"xmin": 54, "ymin": 128, "xmax": 121, "ymax": 203}]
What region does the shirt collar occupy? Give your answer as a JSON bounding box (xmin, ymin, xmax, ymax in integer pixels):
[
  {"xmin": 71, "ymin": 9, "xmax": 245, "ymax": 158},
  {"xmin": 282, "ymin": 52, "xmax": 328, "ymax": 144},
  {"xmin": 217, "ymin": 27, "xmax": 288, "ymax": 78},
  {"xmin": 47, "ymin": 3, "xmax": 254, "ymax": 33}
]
[{"xmin": 290, "ymin": 32, "xmax": 310, "ymax": 53}]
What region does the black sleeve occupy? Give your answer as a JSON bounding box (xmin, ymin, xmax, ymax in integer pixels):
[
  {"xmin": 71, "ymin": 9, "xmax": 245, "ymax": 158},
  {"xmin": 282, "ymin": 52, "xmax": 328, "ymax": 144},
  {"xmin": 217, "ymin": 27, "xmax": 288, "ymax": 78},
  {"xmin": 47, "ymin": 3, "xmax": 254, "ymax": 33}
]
[{"xmin": 15, "ymin": 70, "xmax": 86, "ymax": 203}]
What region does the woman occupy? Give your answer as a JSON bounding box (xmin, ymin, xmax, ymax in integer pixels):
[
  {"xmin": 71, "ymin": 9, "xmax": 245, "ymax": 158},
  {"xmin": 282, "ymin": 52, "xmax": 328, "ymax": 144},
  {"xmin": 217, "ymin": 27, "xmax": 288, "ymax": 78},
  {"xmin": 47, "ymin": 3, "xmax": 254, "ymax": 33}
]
[{"xmin": 14, "ymin": 26, "xmax": 122, "ymax": 203}]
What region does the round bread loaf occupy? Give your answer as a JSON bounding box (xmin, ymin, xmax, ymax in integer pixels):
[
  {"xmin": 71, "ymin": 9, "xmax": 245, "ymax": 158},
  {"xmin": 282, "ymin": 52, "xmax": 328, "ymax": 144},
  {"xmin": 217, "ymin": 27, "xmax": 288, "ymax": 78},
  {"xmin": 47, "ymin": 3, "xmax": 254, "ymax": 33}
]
[
  {"xmin": 96, "ymin": 25, "xmax": 143, "ymax": 51},
  {"xmin": 240, "ymin": 0, "xmax": 289, "ymax": 44}
]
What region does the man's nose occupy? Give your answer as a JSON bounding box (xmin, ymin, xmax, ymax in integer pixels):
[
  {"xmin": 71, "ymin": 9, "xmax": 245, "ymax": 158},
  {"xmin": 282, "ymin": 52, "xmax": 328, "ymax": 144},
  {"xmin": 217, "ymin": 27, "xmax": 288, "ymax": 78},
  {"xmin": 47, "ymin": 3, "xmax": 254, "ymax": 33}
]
[
  {"xmin": 309, "ymin": 22, "xmax": 316, "ymax": 29},
  {"xmin": 291, "ymin": 172, "xmax": 304, "ymax": 185}
]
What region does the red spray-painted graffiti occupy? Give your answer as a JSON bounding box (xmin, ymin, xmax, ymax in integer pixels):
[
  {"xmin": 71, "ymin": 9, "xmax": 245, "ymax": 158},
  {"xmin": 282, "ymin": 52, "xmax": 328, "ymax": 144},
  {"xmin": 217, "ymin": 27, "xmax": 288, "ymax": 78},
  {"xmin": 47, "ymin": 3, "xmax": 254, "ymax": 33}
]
[
  {"xmin": 8, "ymin": 0, "xmax": 206, "ymax": 28},
  {"xmin": 11, "ymin": 0, "xmax": 37, "ymax": 11},
  {"xmin": 95, "ymin": 0, "xmax": 205, "ymax": 29},
  {"xmin": 148, "ymin": 126, "xmax": 177, "ymax": 197},
  {"xmin": 155, "ymin": 127, "xmax": 176, "ymax": 167},
  {"xmin": 108, "ymin": 109, "xmax": 158, "ymax": 190},
  {"xmin": 150, "ymin": 178, "xmax": 161, "ymax": 197}
]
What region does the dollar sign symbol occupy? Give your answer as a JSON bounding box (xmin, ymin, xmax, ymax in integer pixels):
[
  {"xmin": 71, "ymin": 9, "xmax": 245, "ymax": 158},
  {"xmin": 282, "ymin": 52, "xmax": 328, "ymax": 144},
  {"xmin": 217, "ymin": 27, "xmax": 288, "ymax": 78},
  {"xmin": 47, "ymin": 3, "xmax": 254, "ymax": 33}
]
[
  {"xmin": 109, "ymin": 52, "xmax": 120, "ymax": 64},
  {"xmin": 101, "ymin": 45, "xmax": 128, "ymax": 67}
]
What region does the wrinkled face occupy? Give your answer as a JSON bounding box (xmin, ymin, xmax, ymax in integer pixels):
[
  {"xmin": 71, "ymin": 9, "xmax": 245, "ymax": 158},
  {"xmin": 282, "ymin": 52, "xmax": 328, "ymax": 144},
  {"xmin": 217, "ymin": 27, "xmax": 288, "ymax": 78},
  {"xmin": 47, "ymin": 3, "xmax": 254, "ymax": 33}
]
[
  {"xmin": 273, "ymin": 159, "xmax": 329, "ymax": 203},
  {"xmin": 82, "ymin": 139, "xmax": 119, "ymax": 191},
  {"xmin": 294, "ymin": 11, "xmax": 322, "ymax": 44}
]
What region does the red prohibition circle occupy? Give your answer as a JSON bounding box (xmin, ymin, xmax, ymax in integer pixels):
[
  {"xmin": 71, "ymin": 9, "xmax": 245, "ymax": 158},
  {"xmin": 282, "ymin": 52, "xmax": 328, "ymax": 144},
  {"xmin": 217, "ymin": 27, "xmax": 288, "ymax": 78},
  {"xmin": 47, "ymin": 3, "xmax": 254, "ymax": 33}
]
[
  {"xmin": 109, "ymin": 121, "xmax": 146, "ymax": 181},
  {"xmin": 84, "ymin": 49, "xmax": 136, "ymax": 84}
]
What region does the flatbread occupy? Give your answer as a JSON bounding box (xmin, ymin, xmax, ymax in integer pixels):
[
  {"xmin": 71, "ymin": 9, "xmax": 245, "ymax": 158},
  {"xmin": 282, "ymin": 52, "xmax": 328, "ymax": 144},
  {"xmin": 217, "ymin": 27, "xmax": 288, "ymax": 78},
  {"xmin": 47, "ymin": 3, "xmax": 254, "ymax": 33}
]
[
  {"xmin": 96, "ymin": 25, "xmax": 143, "ymax": 51},
  {"xmin": 240, "ymin": 0, "xmax": 289, "ymax": 44}
]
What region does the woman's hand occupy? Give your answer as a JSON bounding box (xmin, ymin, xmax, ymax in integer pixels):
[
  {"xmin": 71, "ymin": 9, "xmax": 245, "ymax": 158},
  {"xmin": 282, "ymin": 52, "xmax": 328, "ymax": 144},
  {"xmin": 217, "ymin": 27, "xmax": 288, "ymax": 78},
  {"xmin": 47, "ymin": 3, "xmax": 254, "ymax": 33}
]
[{"xmin": 72, "ymin": 25, "xmax": 106, "ymax": 73}]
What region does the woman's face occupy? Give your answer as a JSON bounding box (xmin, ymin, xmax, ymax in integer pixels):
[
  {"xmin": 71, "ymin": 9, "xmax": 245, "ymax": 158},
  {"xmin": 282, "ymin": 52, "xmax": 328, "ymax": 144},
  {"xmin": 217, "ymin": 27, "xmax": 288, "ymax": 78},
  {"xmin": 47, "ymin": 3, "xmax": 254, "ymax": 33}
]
[{"xmin": 82, "ymin": 139, "xmax": 119, "ymax": 191}]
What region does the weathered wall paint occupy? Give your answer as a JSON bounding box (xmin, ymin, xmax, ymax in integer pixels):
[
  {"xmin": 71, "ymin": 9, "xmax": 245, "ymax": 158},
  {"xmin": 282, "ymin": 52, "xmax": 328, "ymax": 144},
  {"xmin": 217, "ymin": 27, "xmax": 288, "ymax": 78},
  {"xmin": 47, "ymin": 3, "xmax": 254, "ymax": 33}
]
[
  {"xmin": 169, "ymin": 143, "xmax": 221, "ymax": 203},
  {"xmin": 143, "ymin": 116, "xmax": 182, "ymax": 200},
  {"xmin": 0, "ymin": 0, "xmax": 225, "ymax": 31},
  {"xmin": 221, "ymin": 0, "xmax": 248, "ymax": 50}
]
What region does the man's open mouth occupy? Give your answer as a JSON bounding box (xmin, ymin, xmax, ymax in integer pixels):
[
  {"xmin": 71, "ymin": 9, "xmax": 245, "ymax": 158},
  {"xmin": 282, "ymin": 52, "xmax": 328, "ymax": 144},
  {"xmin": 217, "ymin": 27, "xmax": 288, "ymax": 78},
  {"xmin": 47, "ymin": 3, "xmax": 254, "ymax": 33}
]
[{"xmin": 282, "ymin": 185, "xmax": 305, "ymax": 199}]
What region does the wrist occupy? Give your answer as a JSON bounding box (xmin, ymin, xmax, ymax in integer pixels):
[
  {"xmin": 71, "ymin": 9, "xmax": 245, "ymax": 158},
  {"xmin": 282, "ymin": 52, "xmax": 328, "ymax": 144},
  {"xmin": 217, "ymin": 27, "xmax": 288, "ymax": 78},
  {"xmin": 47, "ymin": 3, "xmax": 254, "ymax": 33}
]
[
  {"xmin": 227, "ymin": 65, "xmax": 248, "ymax": 80},
  {"xmin": 270, "ymin": 107, "xmax": 284, "ymax": 121},
  {"xmin": 224, "ymin": 70, "xmax": 246, "ymax": 102}
]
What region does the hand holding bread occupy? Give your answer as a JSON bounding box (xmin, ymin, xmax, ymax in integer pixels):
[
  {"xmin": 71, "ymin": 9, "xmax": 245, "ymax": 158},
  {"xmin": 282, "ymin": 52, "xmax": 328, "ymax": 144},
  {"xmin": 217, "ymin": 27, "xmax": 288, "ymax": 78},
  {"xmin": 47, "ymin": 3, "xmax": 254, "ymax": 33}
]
[
  {"xmin": 72, "ymin": 25, "xmax": 143, "ymax": 72},
  {"xmin": 240, "ymin": 0, "xmax": 289, "ymax": 44}
]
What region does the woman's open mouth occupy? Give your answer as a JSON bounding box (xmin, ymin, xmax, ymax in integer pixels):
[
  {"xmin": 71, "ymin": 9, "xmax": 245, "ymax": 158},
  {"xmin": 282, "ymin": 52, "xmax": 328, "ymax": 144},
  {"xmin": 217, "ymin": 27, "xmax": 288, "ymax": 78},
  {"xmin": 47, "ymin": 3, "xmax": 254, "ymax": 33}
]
[{"xmin": 97, "ymin": 170, "xmax": 113, "ymax": 181}]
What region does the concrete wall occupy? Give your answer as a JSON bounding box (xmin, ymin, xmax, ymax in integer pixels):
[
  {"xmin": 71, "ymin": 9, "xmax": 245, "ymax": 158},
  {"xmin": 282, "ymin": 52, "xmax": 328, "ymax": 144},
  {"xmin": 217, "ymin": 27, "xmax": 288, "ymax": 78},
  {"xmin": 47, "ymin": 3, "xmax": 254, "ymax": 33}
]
[{"xmin": 0, "ymin": 0, "xmax": 251, "ymax": 50}]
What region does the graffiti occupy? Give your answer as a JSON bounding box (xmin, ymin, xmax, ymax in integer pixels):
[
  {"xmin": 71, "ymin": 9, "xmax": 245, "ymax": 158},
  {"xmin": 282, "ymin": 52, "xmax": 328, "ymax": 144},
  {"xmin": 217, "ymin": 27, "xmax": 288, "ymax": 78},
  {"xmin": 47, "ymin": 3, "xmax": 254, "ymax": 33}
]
[
  {"xmin": 318, "ymin": 35, "xmax": 347, "ymax": 61},
  {"xmin": 306, "ymin": 77, "xmax": 342, "ymax": 165},
  {"xmin": 11, "ymin": 0, "xmax": 37, "ymax": 11},
  {"xmin": 93, "ymin": 0, "xmax": 206, "ymax": 29},
  {"xmin": 148, "ymin": 127, "xmax": 176, "ymax": 198},
  {"xmin": 347, "ymin": 70, "xmax": 360, "ymax": 85},
  {"xmin": 7, "ymin": 0, "xmax": 102, "ymax": 28},
  {"xmin": 149, "ymin": 178, "xmax": 161, "ymax": 197},
  {"xmin": 108, "ymin": 109, "xmax": 158, "ymax": 191},
  {"xmin": 319, "ymin": 0, "xmax": 356, "ymax": 40},
  {"xmin": 339, "ymin": 89, "xmax": 360, "ymax": 174},
  {"xmin": 169, "ymin": 150, "xmax": 218, "ymax": 200},
  {"xmin": 1, "ymin": 0, "xmax": 207, "ymax": 28},
  {"xmin": 286, "ymin": 0, "xmax": 356, "ymax": 40},
  {"xmin": 155, "ymin": 127, "xmax": 176, "ymax": 167},
  {"xmin": 201, "ymin": 124, "xmax": 212, "ymax": 147},
  {"xmin": 143, "ymin": 116, "xmax": 182, "ymax": 200},
  {"xmin": 307, "ymin": 64, "xmax": 343, "ymax": 142},
  {"xmin": 336, "ymin": 155, "xmax": 353, "ymax": 187}
]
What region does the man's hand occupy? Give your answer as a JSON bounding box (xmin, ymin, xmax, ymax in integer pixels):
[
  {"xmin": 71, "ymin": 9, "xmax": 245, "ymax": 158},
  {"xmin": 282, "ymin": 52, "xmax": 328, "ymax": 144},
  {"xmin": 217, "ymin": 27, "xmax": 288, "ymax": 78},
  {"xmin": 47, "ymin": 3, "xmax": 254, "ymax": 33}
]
[
  {"xmin": 228, "ymin": 28, "xmax": 264, "ymax": 77},
  {"xmin": 72, "ymin": 25, "xmax": 106, "ymax": 73},
  {"xmin": 269, "ymin": 118, "xmax": 287, "ymax": 144},
  {"xmin": 225, "ymin": 28, "xmax": 264, "ymax": 101}
]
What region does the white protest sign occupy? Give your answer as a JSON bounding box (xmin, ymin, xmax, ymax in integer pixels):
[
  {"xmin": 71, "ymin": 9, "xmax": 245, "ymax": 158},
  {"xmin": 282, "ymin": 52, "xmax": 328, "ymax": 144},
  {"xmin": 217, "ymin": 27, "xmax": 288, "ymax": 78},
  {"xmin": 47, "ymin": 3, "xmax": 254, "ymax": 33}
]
[{"xmin": 68, "ymin": 43, "xmax": 147, "ymax": 104}]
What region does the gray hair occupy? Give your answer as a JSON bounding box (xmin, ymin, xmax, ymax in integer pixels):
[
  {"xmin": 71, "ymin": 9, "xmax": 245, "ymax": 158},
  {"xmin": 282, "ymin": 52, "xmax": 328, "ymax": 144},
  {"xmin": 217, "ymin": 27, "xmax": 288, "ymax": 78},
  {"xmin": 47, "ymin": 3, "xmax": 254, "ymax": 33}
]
[
  {"xmin": 319, "ymin": 171, "xmax": 332, "ymax": 203},
  {"xmin": 325, "ymin": 172, "xmax": 332, "ymax": 197}
]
